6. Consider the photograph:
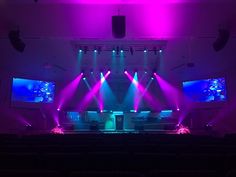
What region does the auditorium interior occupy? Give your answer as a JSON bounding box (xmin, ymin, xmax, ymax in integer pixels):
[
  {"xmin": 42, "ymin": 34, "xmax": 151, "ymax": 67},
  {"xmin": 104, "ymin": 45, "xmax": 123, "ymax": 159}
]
[{"xmin": 1, "ymin": 0, "xmax": 236, "ymax": 177}]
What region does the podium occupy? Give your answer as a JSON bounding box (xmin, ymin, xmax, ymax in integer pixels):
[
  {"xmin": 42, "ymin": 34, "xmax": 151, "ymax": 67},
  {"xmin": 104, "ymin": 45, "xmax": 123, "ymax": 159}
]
[{"xmin": 115, "ymin": 115, "xmax": 124, "ymax": 130}]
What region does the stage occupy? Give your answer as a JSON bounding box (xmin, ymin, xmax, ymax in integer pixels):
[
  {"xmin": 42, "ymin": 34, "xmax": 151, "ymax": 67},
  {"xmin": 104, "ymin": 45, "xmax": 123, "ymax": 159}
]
[{"xmin": 63, "ymin": 129, "xmax": 178, "ymax": 135}]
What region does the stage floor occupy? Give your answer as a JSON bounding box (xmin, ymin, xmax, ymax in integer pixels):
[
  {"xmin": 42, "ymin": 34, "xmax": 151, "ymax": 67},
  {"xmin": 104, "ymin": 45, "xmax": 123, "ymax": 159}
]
[
  {"xmin": 64, "ymin": 129, "xmax": 178, "ymax": 134},
  {"xmin": 6, "ymin": 128, "xmax": 211, "ymax": 136}
]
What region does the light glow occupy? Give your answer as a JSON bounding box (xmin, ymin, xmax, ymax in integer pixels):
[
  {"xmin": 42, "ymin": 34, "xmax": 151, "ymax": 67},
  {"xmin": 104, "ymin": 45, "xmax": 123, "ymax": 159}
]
[
  {"xmin": 78, "ymin": 71, "xmax": 111, "ymax": 111},
  {"xmin": 57, "ymin": 73, "xmax": 83, "ymax": 111}
]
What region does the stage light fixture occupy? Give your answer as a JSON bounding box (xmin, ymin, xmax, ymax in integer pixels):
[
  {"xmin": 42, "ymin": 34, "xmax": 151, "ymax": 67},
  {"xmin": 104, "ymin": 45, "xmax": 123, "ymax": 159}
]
[
  {"xmin": 159, "ymin": 49, "xmax": 162, "ymax": 53},
  {"xmin": 116, "ymin": 46, "xmax": 120, "ymax": 55},
  {"xmin": 141, "ymin": 111, "xmax": 151, "ymax": 114},
  {"xmin": 153, "ymin": 69, "xmax": 157, "ymax": 75},
  {"xmin": 97, "ymin": 47, "xmax": 101, "ymax": 54},
  {"xmin": 153, "ymin": 47, "xmax": 157, "ymax": 55},
  {"xmin": 124, "ymin": 70, "xmax": 128, "ymax": 74},
  {"xmin": 83, "ymin": 46, "xmax": 88, "ymax": 54},
  {"xmin": 120, "ymin": 49, "xmax": 124, "ymax": 53},
  {"xmin": 176, "ymin": 124, "xmax": 191, "ymax": 134},
  {"xmin": 130, "ymin": 47, "xmax": 134, "ymax": 55},
  {"xmin": 51, "ymin": 126, "xmax": 64, "ymax": 134},
  {"xmin": 99, "ymin": 69, "xmax": 104, "ymax": 74},
  {"xmin": 25, "ymin": 124, "xmax": 33, "ymax": 132},
  {"xmin": 144, "ymin": 49, "xmax": 147, "ymax": 53},
  {"xmin": 205, "ymin": 124, "xmax": 213, "ymax": 132},
  {"xmin": 87, "ymin": 111, "xmax": 98, "ymax": 113},
  {"xmin": 83, "ymin": 77, "xmax": 86, "ymax": 80}
]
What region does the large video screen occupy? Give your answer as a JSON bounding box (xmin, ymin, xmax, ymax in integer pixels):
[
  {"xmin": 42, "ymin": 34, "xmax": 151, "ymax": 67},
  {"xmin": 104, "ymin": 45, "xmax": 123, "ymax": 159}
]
[
  {"xmin": 183, "ymin": 77, "xmax": 227, "ymax": 102},
  {"xmin": 12, "ymin": 78, "xmax": 55, "ymax": 103}
]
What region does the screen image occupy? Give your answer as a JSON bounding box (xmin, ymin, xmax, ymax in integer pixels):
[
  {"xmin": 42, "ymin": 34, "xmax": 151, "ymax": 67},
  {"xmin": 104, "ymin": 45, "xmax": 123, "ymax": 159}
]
[
  {"xmin": 183, "ymin": 78, "xmax": 226, "ymax": 102},
  {"xmin": 67, "ymin": 112, "xmax": 81, "ymax": 121},
  {"xmin": 12, "ymin": 78, "xmax": 55, "ymax": 103}
]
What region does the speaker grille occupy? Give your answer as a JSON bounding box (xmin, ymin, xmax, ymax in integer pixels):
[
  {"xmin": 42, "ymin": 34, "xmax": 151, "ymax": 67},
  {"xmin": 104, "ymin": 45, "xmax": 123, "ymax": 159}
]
[{"xmin": 213, "ymin": 29, "xmax": 230, "ymax": 52}]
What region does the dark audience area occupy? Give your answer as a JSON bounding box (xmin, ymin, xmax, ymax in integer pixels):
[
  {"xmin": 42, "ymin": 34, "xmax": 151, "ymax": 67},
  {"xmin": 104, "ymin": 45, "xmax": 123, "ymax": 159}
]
[{"xmin": 1, "ymin": 134, "xmax": 236, "ymax": 177}]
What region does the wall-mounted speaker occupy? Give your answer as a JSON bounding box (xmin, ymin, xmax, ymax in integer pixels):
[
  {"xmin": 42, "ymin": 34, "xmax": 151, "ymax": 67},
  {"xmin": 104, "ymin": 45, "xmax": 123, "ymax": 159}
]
[
  {"xmin": 8, "ymin": 30, "xmax": 25, "ymax": 52},
  {"xmin": 112, "ymin": 16, "xmax": 126, "ymax": 38},
  {"xmin": 213, "ymin": 29, "xmax": 230, "ymax": 52}
]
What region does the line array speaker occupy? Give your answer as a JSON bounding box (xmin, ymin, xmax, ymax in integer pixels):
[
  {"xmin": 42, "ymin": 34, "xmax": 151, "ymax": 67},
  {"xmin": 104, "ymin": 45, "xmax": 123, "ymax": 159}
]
[
  {"xmin": 112, "ymin": 16, "xmax": 126, "ymax": 38},
  {"xmin": 8, "ymin": 30, "xmax": 25, "ymax": 52}
]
